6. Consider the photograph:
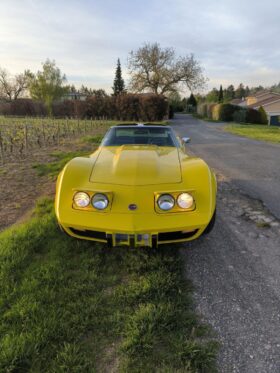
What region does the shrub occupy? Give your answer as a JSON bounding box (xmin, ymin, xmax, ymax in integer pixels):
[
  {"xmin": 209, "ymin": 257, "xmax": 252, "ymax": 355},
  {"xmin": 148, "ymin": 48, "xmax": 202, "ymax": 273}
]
[
  {"xmin": 233, "ymin": 109, "xmax": 247, "ymax": 123},
  {"xmin": 52, "ymin": 100, "xmax": 76, "ymax": 117},
  {"xmin": 212, "ymin": 103, "xmax": 238, "ymax": 121},
  {"xmin": 0, "ymin": 99, "xmax": 46, "ymax": 116},
  {"xmin": 139, "ymin": 94, "xmax": 168, "ymax": 121},
  {"xmin": 115, "ymin": 94, "xmax": 140, "ymax": 121},
  {"xmin": 211, "ymin": 104, "xmax": 220, "ymax": 121},
  {"xmin": 207, "ymin": 103, "xmax": 216, "ymax": 120},
  {"xmin": 233, "ymin": 107, "xmax": 264, "ymax": 124},
  {"xmin": 0, "ymin": 94, "xmax": 168, "ymax": 121},
  {"xmin": 0, "ymin": 102, "xmax": 11, "ymax": 115},
  {"xmin": 258, "ymin": 106, "xmax": 268, "ymax": 124},
  {"xmin": 246, "ymin": 108, "xmax": 263, "ymax": 124},
  {"xmin": 197, "ymin": 103, "xmax": 208, "ymax": 117}
]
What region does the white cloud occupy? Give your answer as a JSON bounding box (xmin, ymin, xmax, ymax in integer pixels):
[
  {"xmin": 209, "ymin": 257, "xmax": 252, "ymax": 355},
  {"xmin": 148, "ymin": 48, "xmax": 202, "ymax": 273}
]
[{"xmin": 0, "ymin": 0, "xmax": 279, "ymax": 92}]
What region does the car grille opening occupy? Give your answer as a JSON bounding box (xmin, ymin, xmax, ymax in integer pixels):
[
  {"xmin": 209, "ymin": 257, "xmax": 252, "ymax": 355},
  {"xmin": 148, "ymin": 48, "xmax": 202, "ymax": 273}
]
[
  {"xmin": 69, "ymin": 228, "xmax": 107, "ymax": 240},
  {"xmin": 158, "ymin": 229, "xmax": 198, "ymax": 242}
]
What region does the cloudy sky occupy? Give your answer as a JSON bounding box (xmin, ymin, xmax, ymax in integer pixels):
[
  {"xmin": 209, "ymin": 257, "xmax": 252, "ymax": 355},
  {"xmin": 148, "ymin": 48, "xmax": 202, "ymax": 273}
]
[{"xmin": 0, "ymin": 0, "xmax": 279, "ymax": 94}]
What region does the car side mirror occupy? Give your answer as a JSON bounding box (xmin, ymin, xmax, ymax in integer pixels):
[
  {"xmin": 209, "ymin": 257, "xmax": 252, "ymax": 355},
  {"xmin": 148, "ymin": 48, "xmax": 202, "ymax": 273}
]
[{"xmin": 182, "ymin": 137, "xmax": 191, "ymax": 144}]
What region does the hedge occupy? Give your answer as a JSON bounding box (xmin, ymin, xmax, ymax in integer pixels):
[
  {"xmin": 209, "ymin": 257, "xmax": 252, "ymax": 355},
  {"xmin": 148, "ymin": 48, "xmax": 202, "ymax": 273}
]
[
  {"xmin": 197, "ymin": 102, "xmax": 266, "ymax": 124},
  {"xmin": 0, "ymin": 94, "xmax": 168, "ymax": 121},
  {"xmin": 197, "ymin": 103, "xmax": 208, "ymax": 117},
  {"xmin": 0, "ymin": 99, "xmax": 46, "ymax": 116},
  {"xmin": 211, "ymin": 104, "xmax": 239, "ymax": 121},
  {"xmin": 233, "ymin": 107, "xmax": 265, "ymax": 124}
]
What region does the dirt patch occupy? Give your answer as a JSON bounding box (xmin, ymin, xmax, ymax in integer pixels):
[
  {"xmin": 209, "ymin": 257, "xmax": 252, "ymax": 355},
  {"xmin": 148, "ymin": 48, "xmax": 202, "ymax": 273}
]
[{"xmin": 0, "ymin": 135, "xmax": 102, "ymax": 232}]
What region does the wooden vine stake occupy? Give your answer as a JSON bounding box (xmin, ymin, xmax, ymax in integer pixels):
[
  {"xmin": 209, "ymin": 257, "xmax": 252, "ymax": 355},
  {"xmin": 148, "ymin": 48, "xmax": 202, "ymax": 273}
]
[
  {"xmin": 24, "ymin": 123, "xmax": 28, "ymax": 153},
  {"xmin": 0, "ymin": 129, "xmax": 4, "ymax": 165}
]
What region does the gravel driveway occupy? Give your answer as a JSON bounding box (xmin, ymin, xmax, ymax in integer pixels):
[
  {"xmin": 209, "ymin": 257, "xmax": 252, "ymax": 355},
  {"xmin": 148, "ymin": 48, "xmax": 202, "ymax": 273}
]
[{"xmin": 173, "ymin": 114, "xmax": 280, "ymax": 372}]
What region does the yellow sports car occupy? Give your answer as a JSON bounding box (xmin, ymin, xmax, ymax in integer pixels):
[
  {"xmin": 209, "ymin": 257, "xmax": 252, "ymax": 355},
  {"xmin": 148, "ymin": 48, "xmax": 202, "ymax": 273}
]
[{"xmin": 55, "ymin": 124, "xmax": 216, "ymax": 248}]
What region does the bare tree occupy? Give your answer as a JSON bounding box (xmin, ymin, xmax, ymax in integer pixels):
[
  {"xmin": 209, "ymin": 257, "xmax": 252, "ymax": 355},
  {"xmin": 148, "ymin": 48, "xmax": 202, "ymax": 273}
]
[
  {"xmin": 128, "ymin": 43, "xmax": 206, "ymax": 95},
  {"xmin": 0, "ymin": 68, "xmax": 31, "ymax": 101}
]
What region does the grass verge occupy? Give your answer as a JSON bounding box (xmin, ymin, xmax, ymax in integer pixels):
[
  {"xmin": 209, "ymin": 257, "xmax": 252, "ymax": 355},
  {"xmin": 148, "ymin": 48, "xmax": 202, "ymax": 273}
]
[
  {"xmin": 0, "ymin": 198, "xmax": 218, "ymax": 372},
  {"xmin": 32, "ymin": 151, "xmax": 90, "ymax": 177},
  {"xmin": 224, "ymin": 124, "xmax": 280, "ymax": 144}
]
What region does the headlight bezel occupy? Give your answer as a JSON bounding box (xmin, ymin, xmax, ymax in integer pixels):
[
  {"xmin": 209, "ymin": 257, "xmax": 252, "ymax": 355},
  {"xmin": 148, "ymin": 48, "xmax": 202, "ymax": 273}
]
[
  {"xmin": 155, "ymin": 191, "xmax": 195, "ymax": 213},
  {"xmin": 72, "ymin": 191, "xmax": 112, "ymax": 212}
]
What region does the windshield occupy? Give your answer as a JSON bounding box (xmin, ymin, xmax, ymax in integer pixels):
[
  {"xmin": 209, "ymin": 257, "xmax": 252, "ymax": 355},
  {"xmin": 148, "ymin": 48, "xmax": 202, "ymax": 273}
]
[{"xmin": 101, "ymin": 127, "xmax": 179, "ymax": 147}]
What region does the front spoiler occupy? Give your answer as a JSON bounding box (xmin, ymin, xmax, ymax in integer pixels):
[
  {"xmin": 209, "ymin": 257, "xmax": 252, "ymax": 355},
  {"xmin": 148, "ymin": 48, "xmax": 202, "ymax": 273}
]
[
  {"xmin": 62, "ymin": 226, "xmax": 202, "ymax": 247},
  {"xmin": 57, "ymin": 208, "xmax": 213, "ymax": 247}
]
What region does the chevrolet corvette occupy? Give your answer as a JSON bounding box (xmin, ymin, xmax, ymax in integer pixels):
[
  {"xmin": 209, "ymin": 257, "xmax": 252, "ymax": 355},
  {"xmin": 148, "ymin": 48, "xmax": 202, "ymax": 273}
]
[{"xmin": 55, "ymin": 124, "xmax": 216, "ymax": 248}]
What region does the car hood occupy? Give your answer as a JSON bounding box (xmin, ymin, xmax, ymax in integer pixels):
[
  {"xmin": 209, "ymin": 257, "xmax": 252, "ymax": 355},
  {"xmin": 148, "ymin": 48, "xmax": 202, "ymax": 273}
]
[{"xmin": 89, "ymin": 145, "xmax": 182, "ymax": 185}]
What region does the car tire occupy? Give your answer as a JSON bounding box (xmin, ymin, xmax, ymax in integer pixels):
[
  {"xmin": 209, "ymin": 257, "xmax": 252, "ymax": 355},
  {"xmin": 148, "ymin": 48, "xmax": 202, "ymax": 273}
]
[{"xmin": 203, "ymin": 209, "xmax": 216, "ymax": 235}]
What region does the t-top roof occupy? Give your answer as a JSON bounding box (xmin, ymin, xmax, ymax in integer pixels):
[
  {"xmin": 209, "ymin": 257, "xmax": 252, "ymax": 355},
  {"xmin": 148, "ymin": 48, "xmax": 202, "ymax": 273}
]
[{"xmin": 113, "ymin": 123, "xmax": 170, "ymax": 128}]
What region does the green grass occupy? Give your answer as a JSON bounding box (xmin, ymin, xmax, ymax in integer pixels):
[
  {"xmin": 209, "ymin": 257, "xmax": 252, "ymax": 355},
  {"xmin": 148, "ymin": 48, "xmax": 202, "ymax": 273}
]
[
  {"xmin": 82, "ymin": 134, "xmax": 104, "ymax": 145},
  {"xmin": 33, "ymin": 151, "xmax": 90, "ymax": 177},
  {"xmin": 0, "ymin": 168, "xmax": 7, "ymax": 175},
  {"xmin": 0, "ymin": 198, "xmax": 218, "ymax": 372},
  {"xmin": 224, "ymin": 124, "xmax": 280, "ymax": 143}
]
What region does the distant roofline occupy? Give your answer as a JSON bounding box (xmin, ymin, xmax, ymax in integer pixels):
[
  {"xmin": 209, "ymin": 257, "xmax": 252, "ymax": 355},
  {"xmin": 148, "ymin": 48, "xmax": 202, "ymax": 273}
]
[{"xmin": 249, "ymin": 97, "xmax": 280, "ymax": 108}]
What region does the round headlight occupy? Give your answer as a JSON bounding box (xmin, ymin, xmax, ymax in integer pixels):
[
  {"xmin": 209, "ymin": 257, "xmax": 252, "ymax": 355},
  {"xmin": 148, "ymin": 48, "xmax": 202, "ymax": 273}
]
[
  {"xmin": 92, "ymin": 193, "xmax": 109, "ymax": 210},
  {"xmin": 157, "ymin": 194, "xmax": 175, "ymax": 211},
  {"xmin": 177, "ymin": 193, "xmax": 194, "ymax": 209},
  {"xmin": 74, "ymin": 192, "xmax": 90, "ymax": 207}
]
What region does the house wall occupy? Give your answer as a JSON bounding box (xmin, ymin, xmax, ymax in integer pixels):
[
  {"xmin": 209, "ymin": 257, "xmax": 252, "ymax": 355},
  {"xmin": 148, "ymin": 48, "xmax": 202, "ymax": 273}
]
[
  {"xmin": 263, "ymin": 101, "xmax": 280, "ymax": 125},
  {"xmin": 246, "ymin": 96, "xmax": 258, "ymax": 106}
]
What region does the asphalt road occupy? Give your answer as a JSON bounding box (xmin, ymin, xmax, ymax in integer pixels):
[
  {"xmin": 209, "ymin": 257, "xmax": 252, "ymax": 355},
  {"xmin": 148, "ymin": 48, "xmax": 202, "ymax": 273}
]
[
  {"xmin": 173, "ymin": 114, "xmax": 280, "ymax": 372},
  {"xmin": 172, "ymin": 114, "xmax": 280, "ymax": 219}
]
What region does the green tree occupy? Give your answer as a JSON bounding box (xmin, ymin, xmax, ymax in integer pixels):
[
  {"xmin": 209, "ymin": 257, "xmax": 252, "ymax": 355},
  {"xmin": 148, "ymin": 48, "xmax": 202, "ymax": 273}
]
[
  {"xmin": 206, "ymin": 88, "xmax": 219, "ymax": 103},
  {"xmin": 195, "ymin": 93, "xmax": 205, "ymax": 104},
  {"xmin": 224, "ymin": 84, "xmax": 235, "ymax": 102},
  {"xmin": 245, "ymin": 85, "xmax": 250, "ymax": 97},
  {"xmin": 271, "ymin": 82, "xmax": 280, "ymax": 93},
  {"xmin": 218, "ymin": 85, "xmax": 223, "ymax": 103},
  {"xmin": 187, "ymin": 93, "xmax": 197, "ymax": 107},
  {"xmin": 29, "ymin": 59, "xmax": 68, "ymax": 115},
  {"xmin": 168, "ymin": 91, "xmax": 184, "ymax": 112},
  {"xmin": 112, "ymin": 58, "xmax": 125, "ymax": 95},
  {"xmin": 235, "ymin": 83, "xmax": 246, "ymax": 99}
]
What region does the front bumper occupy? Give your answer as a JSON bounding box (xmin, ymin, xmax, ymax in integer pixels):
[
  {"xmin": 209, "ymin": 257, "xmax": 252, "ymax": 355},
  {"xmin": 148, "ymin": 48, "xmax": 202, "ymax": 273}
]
[
  {"xmin": 58, "ymin": 209, "xmax": 211, "ymax": 247},
  {"xmin": 65, "ymin": 227, "xmax": 200, "ymax": 247}
]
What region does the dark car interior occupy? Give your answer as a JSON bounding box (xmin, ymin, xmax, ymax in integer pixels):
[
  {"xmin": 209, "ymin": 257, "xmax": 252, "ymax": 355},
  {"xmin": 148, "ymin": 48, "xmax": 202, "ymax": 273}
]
[{"xmin": 102, "ymin": 127, "xmax": 177, "ymax": 147}]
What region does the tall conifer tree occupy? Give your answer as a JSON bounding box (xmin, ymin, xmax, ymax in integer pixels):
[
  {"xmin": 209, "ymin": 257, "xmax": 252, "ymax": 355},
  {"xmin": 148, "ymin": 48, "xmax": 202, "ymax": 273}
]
[
  {"xmin": 112, "ymin": 58, "xmax": 125, "ymax": 95},
  {"xmin": 218, "ymin": 85, "xmax": 224, "ymax": 103}
]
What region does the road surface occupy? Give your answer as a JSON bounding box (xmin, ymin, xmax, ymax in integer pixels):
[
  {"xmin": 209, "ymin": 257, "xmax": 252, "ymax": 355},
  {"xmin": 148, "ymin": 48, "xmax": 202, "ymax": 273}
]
[
  {"xmin": 173, "ymin": 114, "xmax": 280, "ymax": 373},
  {"xmin": 172, "ymin": 113, "xmax": 280, "ymax": 219}
]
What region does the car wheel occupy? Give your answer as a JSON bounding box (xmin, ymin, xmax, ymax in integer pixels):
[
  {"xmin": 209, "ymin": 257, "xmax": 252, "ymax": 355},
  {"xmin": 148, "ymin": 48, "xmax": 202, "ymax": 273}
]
[{"xmin": 203, "ymin": 209, "xmax": 216, "ymax": 235}]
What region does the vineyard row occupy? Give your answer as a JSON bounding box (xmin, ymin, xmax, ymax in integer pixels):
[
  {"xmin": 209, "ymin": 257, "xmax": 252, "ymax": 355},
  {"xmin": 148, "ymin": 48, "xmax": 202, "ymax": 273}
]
[{"xmin": 0, "ymin": 118, "xmax": 111, "ymax": 164}]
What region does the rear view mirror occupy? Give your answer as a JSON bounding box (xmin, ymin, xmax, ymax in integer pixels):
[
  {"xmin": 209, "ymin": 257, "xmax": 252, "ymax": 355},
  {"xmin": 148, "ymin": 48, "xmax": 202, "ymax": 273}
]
[{"xmin": 182, "ymin": 137, "xmax": 191, "ymax": 144}]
